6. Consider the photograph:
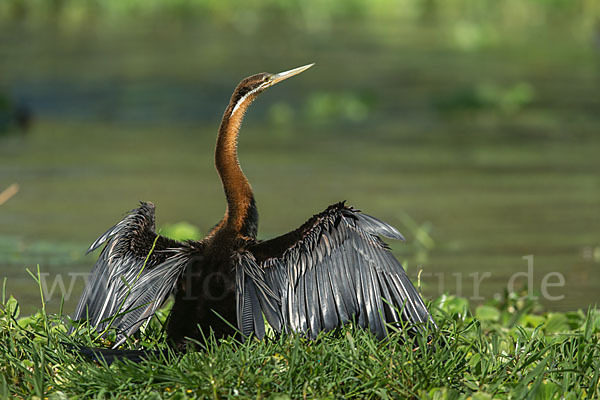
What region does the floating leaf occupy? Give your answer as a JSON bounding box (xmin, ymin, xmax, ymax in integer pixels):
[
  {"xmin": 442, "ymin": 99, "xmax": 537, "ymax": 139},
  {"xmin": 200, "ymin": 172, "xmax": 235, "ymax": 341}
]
[{"xmin": 160, "ymin": 222, "xmax": 202, "ymax": 241}]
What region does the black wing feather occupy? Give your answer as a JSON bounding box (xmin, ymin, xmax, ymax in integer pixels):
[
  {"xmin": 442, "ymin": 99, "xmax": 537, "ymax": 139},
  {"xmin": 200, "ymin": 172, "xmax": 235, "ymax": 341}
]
[
  {"xmin": 238, "ymin": 202, "xmax": 435, "ymax": 340},
  {"xmin": 71, "ymin": 202, "xmax": 195, "ymax": 347}
]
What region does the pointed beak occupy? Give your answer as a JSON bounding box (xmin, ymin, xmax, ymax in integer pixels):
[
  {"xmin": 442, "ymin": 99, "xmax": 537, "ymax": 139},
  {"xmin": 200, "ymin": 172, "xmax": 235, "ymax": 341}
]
[{"xmin": 269, "ymin": 63, "xmax": 314, "ymax": 86}]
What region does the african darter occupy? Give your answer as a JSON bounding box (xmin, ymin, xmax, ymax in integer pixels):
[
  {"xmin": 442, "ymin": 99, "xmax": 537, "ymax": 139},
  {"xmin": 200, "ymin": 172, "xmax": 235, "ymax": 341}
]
[{"xmin": 72, "ymin": 64, "xmax": 435, "ymax": 353}]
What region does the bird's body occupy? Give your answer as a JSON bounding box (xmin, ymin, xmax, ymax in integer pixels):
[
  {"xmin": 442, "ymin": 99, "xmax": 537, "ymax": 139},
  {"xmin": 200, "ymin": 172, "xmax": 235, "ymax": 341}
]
[
  {"xmin": 72, "ymin": 65, "xmax": 435, "ymax": 351},
  {"xmin": 167, "ymin": 230, "xmax": 252, "ymax": 345}
]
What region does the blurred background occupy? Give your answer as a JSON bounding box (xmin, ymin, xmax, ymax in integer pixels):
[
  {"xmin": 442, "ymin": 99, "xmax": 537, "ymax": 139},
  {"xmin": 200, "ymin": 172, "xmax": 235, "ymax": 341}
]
[{"xmin": 0, "ymin": 0, "xmax": 598, "ymax": 315}]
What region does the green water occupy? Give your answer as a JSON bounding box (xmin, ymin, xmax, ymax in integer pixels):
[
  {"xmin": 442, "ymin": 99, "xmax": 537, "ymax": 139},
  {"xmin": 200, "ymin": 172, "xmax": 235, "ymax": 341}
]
[{"xmin": 0, "ymin": 18, "xmax": 598, "ymax": 314}]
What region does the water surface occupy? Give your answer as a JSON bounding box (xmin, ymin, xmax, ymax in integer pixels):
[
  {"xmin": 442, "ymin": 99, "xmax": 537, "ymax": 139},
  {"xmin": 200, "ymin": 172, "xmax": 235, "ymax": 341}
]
[{"xmin": 1, "ymin": 19, "xmax": 598, "ymax": 314}]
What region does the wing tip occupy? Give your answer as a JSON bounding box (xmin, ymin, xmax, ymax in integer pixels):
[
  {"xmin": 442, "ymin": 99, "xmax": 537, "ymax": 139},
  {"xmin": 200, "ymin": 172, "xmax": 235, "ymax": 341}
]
[
  {"xmin": 86, "ymin": 238, "xmax": 106, "ymax": 254},
  {"xmin": 354, "ymin": 212, "xmax": 405, "ymax": 241},
  {"xmin": 86, "ymin": 201, "xmax": 158, "ymax": 255}
]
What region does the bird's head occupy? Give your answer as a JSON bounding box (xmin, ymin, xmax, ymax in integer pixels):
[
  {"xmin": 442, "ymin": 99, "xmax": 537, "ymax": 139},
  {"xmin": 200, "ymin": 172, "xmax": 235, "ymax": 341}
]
[{"xmin": 229, "ymin": 63, "xmax": 314, "ymax": 115}]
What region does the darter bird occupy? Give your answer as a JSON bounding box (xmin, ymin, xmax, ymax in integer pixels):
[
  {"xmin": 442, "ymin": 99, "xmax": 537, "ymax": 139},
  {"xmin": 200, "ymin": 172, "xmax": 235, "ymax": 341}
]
[{"xmin": 71, "ymin": 64, "xmax": 435, "ymax": 357}]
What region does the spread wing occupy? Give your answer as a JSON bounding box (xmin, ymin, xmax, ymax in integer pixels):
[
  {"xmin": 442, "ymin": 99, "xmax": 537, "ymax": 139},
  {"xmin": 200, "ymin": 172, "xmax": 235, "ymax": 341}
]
[
  {"xmin": 237, "ymin": 202, "xmax": 435, "ymax": 340},
  {"xmin": 71, "ymin": 202, "xmax": 196, "ymax": 347}
]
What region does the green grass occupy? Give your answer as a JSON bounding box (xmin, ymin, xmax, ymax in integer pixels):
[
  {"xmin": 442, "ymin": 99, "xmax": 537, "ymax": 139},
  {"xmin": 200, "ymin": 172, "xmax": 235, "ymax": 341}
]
[{"xmin": 1, "ymin": 274, "xmax": 599, "ymax": 399}]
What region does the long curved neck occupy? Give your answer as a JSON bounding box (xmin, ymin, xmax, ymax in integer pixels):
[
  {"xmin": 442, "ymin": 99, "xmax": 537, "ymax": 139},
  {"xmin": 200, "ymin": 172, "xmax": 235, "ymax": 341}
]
[{"xmin": 215, "ymin": 97, "xmax": 258, "ymax": 237}]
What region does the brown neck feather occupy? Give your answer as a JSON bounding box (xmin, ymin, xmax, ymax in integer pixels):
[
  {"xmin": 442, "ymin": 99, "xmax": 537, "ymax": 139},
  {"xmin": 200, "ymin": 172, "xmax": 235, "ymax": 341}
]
[{"xmin": 215, "ymin": 94, "xmax": 256, "ymax": 233}]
